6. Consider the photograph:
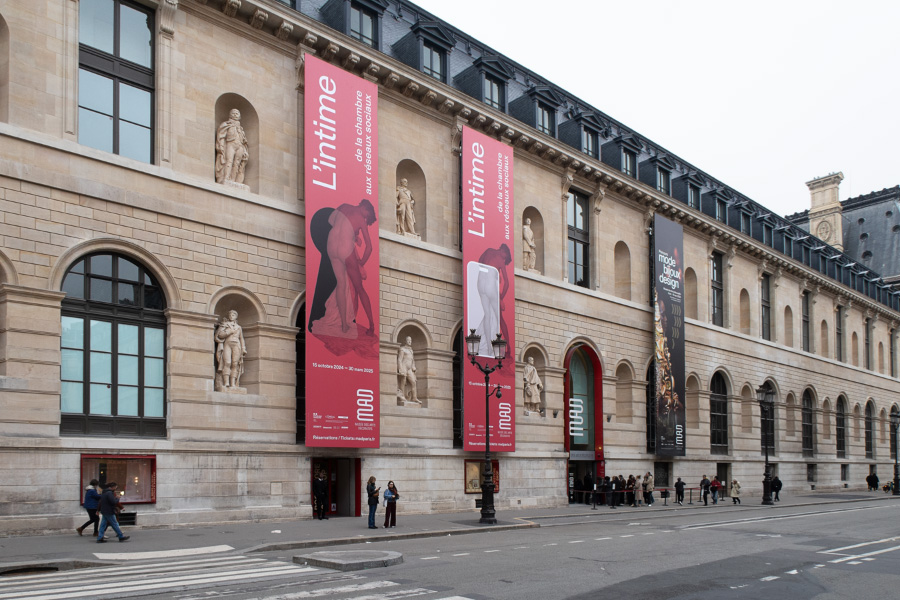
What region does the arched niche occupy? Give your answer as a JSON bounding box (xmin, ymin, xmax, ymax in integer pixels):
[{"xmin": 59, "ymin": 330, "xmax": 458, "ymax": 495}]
[
  {"xmin": 684, "ymin": 267, "xmax": 698, "ymax": 319},
  {"xmin": 614, "ymin": 241, "xmax": 631, "ymax": 300},
  {"xmin": 394, "ymin": 320, "xmax": 430, "ymax": 407},
  {"xmin": 395, "ymin": 159, "xmax": 426, "ymax": 240},
  {"xmin": 740, "ymin": 384, "xmax": 754, "ymax": 432},
  {"xmin": 822, "ymin": 398, "xmax": 832, "ymax": 440},
  {"xmin": 851, "ymin": 332, "xmax": 860, "ymax": 367},
  {"xmin": 684, "ymin": 372, "xmax": 700, "ymax": 430},
  {"xmin": 522, "ymin": 206, "xmax": 544, "ymax": 274},
  {"xmin": 785, "ymin": 392, "xmax": 796, "ymax": 436},
  {"xmin": 615, "ymin": 361, "xmax": 635, "ymax": 423},
  {"xmin": 522, "ymin": 344, "xmax": 548, "ymax": 415},
  {"xmin": 739, "ymin": 289, "xmax": 751, "ymax": 334},
  {"xmin": 820, "ymin": 319, "xmax": 829, "ymax": 357},
  {"xmin": 784, "ymin": 306, "xmax": 793, "ymax": 347},
  {"xmin": 0, "ymin": 247, "xmax": 18, "ymax": 285},
  {"xmin": 0, "ymin": 14, "xmax": 9, "ymax": 123},
  {"xmin": 214, "ymin": 94, "xmax": 259, "ymax": 193},
  {"xmin": 210, "ymin": 287, "xmax": 266, "ymax": 393}
]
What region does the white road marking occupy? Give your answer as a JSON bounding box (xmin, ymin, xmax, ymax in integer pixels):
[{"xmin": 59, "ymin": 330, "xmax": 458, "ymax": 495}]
[
  {"xmin": 862, "ymin": 558, "xmax": 876, "ymax": 561},
  {"xmin": 0, "ymin": 565, "xmax": 316, "ymax": 600},
  {"xmin": 568, "ymin": 540, "xmax": 584, "ymax": 544},
  {"xmin": 595, "ymin": 537, "xmax": 611, "ymax": 541},
  {"xmin": 786, "ymin": 570, "xmax": 798, "ymax": 575},
  {"xmin": 684, "ymin": 505, "xmax": 886, "ymax": 530},
  {"xmin": 256, "ymin": 581, "xmax": 401, "ymax": 599},
  {"xmin": 642, "ymin": 532, "xmax": 654, "ymax": 536},
  {"xmin": 848, "ymin": 561, "xmax": 863, "ymax": 565},
  {"xmin": 620, "ymin": 535, "xmax": 634, "ymax": 538},
  {"xmin": 828, "ymin": 544, "xmax": 900, "ymax": 564},
  {"xmin": 820, "ymin": 536, "xmax": 900, "ymax": 555},
  {"xmin": 484, "ymin": 550, "xmax": 500, "ymax": 553},
  {"xmin": 452, "ymin": 553, "xmax": 470, "ymax": 556},
  {"xmin": 93, "ymin": 544, "xmax": 234, "ymax": 561},
  {"xmin": 760, "ymin": 576, "xmax": 780, "ymax": 582},
  {"xmin": 420, "ymin": 557, "xmax": 440, "ymax": 560},
  {"xmin": 543, "ymin": 543, "xmax": 558, "ymax": 546},
  {"xmin": 514, "ymin": 546, "xmax": 528, "ymax": 549}
]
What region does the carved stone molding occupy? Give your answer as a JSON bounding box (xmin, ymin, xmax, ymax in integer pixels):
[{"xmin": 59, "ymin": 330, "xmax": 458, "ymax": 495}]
[
  {"xmin": 643, "ymin": 208, "xmax": 655, "ymax": 233},
  {"xmin": 758, "ymin": 259, "xmax": 769, "ymax": 280},
  {"xmin": 294, "ymin": 53, "xmax": 306, "ymax": 90},
  {"xmin": 321, "ymin": 42, "xmax": 339, "ymax": 61},
  {"xmin": 341, "ymin": 52, "xmax": 359, "ymax": 70},
  {"xmin": 159, "ymin": 0, "xmax": 178, "ymax": 37},
  {"xmin": 473, "ymin": 114, "xmax": 487, "ymax": 128},
  {"xmin": 276, "ymin": 20, "xmax": 293, "ymax": 41},
  {"xmin": 438, "ymin": 99, "xmax": 454, "ymax": 114},
  {"xmin": 383, "ymin": 72, "xmax": 399, "ymax": 89},
  {"xmin": 726, "ymin": 245, "xmax": 736, "ymax": 268},
  {"xmin": 488, "ymin": 121, "xmax": 501, "ymax": 135},
  {"xmin": 514, "ymin": 135, "xmax": 530, "ymax": 148},
  {"xmin": 403, "ymin": 81, "xmax": 419, "ymax": 97},
  {"xmin": 561, "ymin": 172, "xmax": 574, "ymax": 201},
  {"xmin": 250, "ymin": 8, "xmax": 267, "ymax": 29},
  {"xmin": 301, "ymin": 32, "xmax": 318, "ymax": 49},
  {"xmin": 451, "ymin": 124, "xmax": 463, "ymax": 155},
  {"xmin": 223, "ymin": 0, "xmax": 240, "ymax": 18},
  {"xmin": 363, "ymin": 62, "xmax": 380, "ymax": 81},
  {"xmin": 421, "ymin": 90, "xmax": 437, "ymax": 107}
]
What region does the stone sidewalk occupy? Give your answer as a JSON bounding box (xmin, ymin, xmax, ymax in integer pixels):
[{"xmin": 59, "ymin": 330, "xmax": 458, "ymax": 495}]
[{"xmin": 0, "ymin": 489, "xmax": 895, "ymax": 573}]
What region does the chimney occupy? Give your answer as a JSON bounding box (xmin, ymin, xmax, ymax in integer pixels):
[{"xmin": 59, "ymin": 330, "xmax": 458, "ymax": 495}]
[{"xmin": 806, "ymin": 172, "xmax": 844, "ymax": 251}]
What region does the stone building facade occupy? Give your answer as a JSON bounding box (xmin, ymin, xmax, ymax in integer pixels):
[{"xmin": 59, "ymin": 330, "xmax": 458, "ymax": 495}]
[{"xmin": 0, "ymin": 0, "xmax": 898, "ymax": 533}]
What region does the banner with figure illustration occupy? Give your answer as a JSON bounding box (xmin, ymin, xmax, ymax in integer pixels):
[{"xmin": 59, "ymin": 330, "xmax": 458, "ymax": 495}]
[
  {"xmin": 652, "ymin": 214, "xmax": 685, "ymax": 456},
  {"xmin": 461, "ymin": 126, "xmax": 515, "ymax": 452},
  {"xmin": 304, "ymin": 54, "xmax": 379, "ymax": 448}
]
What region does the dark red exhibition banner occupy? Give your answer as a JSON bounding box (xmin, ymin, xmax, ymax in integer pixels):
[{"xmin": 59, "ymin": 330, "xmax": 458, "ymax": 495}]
[
  {"xmin": 461, "ymin": 126, "xmax": 515, "ymax": 452},
  {"xmin": 304, "ymin": 54, "xmax": 379, "ymax": 448}
]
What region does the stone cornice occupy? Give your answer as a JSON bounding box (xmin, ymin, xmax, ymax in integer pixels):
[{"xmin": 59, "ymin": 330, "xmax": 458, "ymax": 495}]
[{"xmin": 0, "ymin": 285, "xmax": 67, "ymax": 305}]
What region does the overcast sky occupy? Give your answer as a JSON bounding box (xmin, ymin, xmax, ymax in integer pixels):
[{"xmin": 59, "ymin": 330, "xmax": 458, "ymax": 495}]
[{"xmin": 411, "ymin": 0, "xmax": 899, "ymax": 218}]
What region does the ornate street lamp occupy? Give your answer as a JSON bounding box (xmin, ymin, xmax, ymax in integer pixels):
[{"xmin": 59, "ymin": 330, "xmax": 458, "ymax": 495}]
[
  {"xmin": 757, "ymin": 384, "xmax": 775, "ymax": 505},
  {"xmin": 891, "ymin": 411, "xmax": 900, "ymax": 496},
  {"xmin": 464, "ymin": 329, "xmax": 507, "ymax": 524}
]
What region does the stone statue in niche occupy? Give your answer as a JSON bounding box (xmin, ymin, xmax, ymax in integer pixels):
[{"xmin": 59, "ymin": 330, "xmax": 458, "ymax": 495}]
[
  {"xmin": 522, "ymin": 217, "xmax": 537, "ymax": 272},
  {"xmin": 396, "ymin": 178, "xmax": 419, "ymax": 239},
  {"xmin": 396, "ymin": 335, "xmax": 421, "ymax": 405},
  {"xmin": 215, "ymin": 309, "xmax": 247, "ymax": 392},
  {"xmin": 523, "ymin": 356, "xmax": 544, "ymax": 414},
  {"xmin": 215, "ymin": 109, "xmax": 250, "ymax": 189}
]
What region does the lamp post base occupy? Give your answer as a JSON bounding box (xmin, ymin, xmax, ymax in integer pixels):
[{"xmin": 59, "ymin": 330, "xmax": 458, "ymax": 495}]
[
  {"xmin": 762, "ymin": 465, "xmax": 774, "ymax": 505},
  {"xmin": 893, "ymin": 462, "xmax": 899, "ymax": 496},
  {"xmin": 479, "ymin": 482, "xmax": 496, "ymax": 524}
]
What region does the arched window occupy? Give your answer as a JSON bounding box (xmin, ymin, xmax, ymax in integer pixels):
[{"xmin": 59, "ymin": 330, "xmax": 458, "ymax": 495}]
[
  {"xmin": 295, "ymin": 304, "xmax": 306, "ymax": 444},
  {"xmin": 802, "ymin": 390, "xmax": 815, "ymax": 456},
  {"xmin": 60, "ymin": 253, "xmax": 166, "ymax": 437},
  {"xmin": 865, "ymin": 401, "xmax": 875, "ymax": 459},
  {"xmin": 891, "ymin": 405, "xmax": 898, "ymax": 461},
  {"xmin": 836, "ymin": 396, "xmax": 847, "ymax": 458},
  {"xmin": 709, "ymin": 372, "xmax": 728, "ymax": 454}
]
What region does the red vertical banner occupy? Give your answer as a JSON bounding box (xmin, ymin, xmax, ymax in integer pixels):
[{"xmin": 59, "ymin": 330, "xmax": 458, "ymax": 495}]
[
  {"xmin": 461, "ymin": 126, "xmax": 515, "ymax": 452},
  {"xmin": 304, "ymin": 55, "xmax": 379, "ymax": 448}
]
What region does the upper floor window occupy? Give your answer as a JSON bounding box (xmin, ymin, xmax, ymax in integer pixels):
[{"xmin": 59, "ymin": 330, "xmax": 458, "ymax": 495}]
[
  {"xmin": 716, "ymin": 199, "xmax": 727, "ymax": 223},
  {"xmin": 783, "ymin": 235, "xmax": 793, "ymax": 258},
  {"xmin": 422, "ymin": 42, "xmax": 444, "ymax": 81},
  {"xmin": 484, "ymin": 75, "xmax": 504, "ymax": 110},
  {"xmin": 621, "ymin": 149, "xmax": 636, "ymax": 177},
  {"xmin": 78, "ymin": 0, "xmax": 154, "ymax": 163},
  {"xmin": 891, "ymin": 329, "xmax": 897, "ymax": 377},
  {"xmin": 711, "ymin": 251, "xmax": 724, "ymax": 327},
  {"xmin": 567, "ymin": 190, "xmax": 590, "ymax": 288},
  {"xmin": 835, "ymin": 305, "xmax": 844, "ymax": 362},
  {"xmin": 349, "ymin": 3, "xmax": 377, "ymax": 47},
  {"xmin": 801, "ymin": 390, "xmax": 815, "ymax": 457},
  {"xmin": 537, "ymin": 103, "xmax": 554, "ymax": 136},
  {"xmin": 802, "ymin": 244, "xmax": 811, "ymax": 266},
  {"xmin": 760, "ymin": 274, "xmax": 771, "ymax": 341},
  {"xmin": 60, "ymin": 252, "xmax": 167, "ymax": 438},
  {"xmin": 740, "ymin": 213, "xmax": 751, "ymax": 235},
  {"xmin": 801, "ymin": 291, "xmax": 810, "ymax": 352},
  {"xmin": 865, "ymin": 402, "xmax": 875, "ymax": 459},
  {"xmin": 688, "ymin": 185, "xmax": 700, "ymax": 210},
  {"xmin": 656, "ymin": 168, "xmax": 670, "ymax": 195},
  {"xmin": 763, "ymin": 224, "xmax": 774, "ymax": 247},
  {"xmin": 582, "ymin": 129, "xmax": 597, "ymax": 159},
  {"xmin": 835, "ymin": 397, "xmax": 847, "ymax": 458}
]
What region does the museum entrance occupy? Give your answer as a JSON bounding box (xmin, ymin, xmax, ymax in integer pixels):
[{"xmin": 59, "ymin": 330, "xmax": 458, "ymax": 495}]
[
  {"xmin": 311, "ymin": 457, "xmax": 361, "ymax": 517},
  {"xmin": 564, "ymin": 344, "xmax": 604, "ymax": 504}
]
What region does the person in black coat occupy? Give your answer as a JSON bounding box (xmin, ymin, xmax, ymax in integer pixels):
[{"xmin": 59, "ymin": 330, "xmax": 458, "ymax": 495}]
[
  {"xmin": 607, "ymin": 476, "xmax": 618, "ymax": 509},
  {"xmin": 674, "ymin": 477, "xmax": 685, "ymax": 505},
  {"xmin": 583, "ymin": 474, "xmax": 594, "ymax": 505},
  {"xmin": 96, "ymin": 482, "xmax": 129, "ymax": 543},
  {"xmin": 700, "ymin": 475, "xmax": 711, "ymax": 506},
  {"xmin": 366, "ymin": 476, "xmax": 380, "ymax": 529},
  {"xmin": 771, "ymin": 476, "xmax": 782, "ymax": 501},
  {"xmin": 313, "ymin": 470, "xmax": 329, "ymax": 520}
]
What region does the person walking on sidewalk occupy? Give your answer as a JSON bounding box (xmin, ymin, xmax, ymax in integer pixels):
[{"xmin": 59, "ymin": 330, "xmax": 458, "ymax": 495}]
[
  {"xmin": 96, "ymin": 482, "xmax": 129, "ymax": 543},
  {"xmin": 626, "ymin": 475, "xmax": 636, "ymax": 507},
  {"xmin": 710, "ymin": 475, "xmax": 722, "ymax": 504},
  {"xmin": 366, "ymin": 476, "xmax": 380, "ymax": 529},
  {"xmin": 76, "ymin": 479, "xmax": 101, "ymax": 537},
  {"xmin": 674, "ymin": 477, "xmax": 685, "ymax": 505},
  {"xmin": 700, "ymin": 474, "xmax": 711, "ymax": 505},
  {"xmin": 383, "ymin": 481, "xmax": 399, "ymax": 528},
  {"xmin": 771, "ymin": 475, "xmax": 782, "ymax": 501},
  {"xmin": 731, "ymin": 479, "xmax": 742, "ymax": 504},
  {"xmin": 313, "ymin": 470, "xmax": 329, "ymax": 520},
  {"xmin": 643, "ymin": 472, "xmax": 655, "ymax": 505}
]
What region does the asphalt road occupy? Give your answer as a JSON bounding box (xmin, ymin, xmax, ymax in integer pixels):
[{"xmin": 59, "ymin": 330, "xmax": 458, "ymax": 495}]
[{"xmin": 4, "ymin": 499, "xmax": 900, "ymax": 600}]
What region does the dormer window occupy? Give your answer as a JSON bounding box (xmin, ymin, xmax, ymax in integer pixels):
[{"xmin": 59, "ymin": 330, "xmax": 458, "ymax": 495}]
[
  {"xmin": 537, "ymin": 103, "xmax": 554, "ymax": 135},
  {"xmin": 422, "ymin": 42, "xmax": 443, "ymax": 81},
  {"xmin": 656, "ymin": 167, "xmax": 670, "ymax": 195},
  {"xmin": 349, "ymin": 3, "xmax": 376, "ymax": 46},
  {"xmin": 741, "ymin": 212, "xmax": 751, "ymax": 234},
  {"xmin": 716, "ymin": 199, "xmax": 727, "ymax": 223},
  {"xmin": 688, "ymin": 184, "xmax": 700, "ymax": 209},
  {"xmin": 622, "ymin": 149, "xmax": 636, "ymax": 177},
  {"xmin": 582, "ymin": 129, "xmax": 597, "ymax": 158},
  {"xmin": 763, "ymin": 224, "xmax": 773, "ymax": 247},
  {"xmin": 484, "ymin": 76, "xmax": 503, "ymax": 109}
]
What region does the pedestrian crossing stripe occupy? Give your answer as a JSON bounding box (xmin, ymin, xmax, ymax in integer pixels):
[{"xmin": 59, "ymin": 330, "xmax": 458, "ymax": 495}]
[{"xmin": 0, "ymin": 558, "xmax": 316, "ymax": 600}]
